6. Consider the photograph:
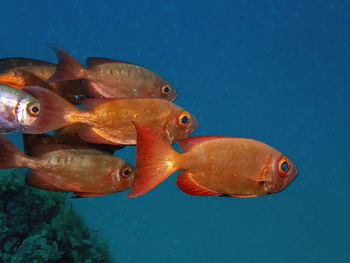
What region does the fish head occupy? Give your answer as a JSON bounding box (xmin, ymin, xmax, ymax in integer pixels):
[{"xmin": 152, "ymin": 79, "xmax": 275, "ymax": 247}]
[
  {"xmin": 16, "ymin": 97, "xmax": 41, "ymax": 130},
  {"xmin": 112, "ymin": 162, "xmax": 135, "ymax": 192},
  {"xmin": 164, "ymin": 108, "xmax": 198, "ymax": 144},
  {"xmin": 0, "ymin": 84, "xmax": 41, "ymax": 132},
  {"xmin": 155, "ymin": 80, "xmax": 178, "ymax": 101},
  {"xmin": 265, "ymin": 152, "xmax": 298, "ymax": 194}
]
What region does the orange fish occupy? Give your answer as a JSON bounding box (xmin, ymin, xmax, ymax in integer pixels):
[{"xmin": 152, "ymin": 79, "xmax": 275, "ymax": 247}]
[
  {"xmin": 0, "ymin": 58, "xmax": 85, "ymax": 104},
  {"xmin": 48, "ymin": 46, "xmax": 178, "ymax": 101},
  {"xmin": 22, "ymin": 86, "xmax": 197, "ymax": 145},
  {"xmin": 0, "ymin": 134, "xmax": 134, "ymax": 197},
  {"xmin": 128, "ymin": 123, "xmax": 298, "ymax": 197},
  {"xmin": 23, "ymin": 125, "xmax": 124, "ymax": 156}
]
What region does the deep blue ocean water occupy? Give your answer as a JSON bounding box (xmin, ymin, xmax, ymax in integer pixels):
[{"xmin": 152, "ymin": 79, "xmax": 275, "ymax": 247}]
[{"xmin": 1, "ymin": 0, "xmax": 349, "ymax": 262}]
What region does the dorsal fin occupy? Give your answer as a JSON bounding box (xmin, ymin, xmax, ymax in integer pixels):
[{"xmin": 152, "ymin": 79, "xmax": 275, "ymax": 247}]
[
  {"xmin": 47, "ymin": 46, "xmax": 85, "ymax": 83},
  {"xmin": 86, "ymin": 57, "xmax": 128, "ymax": 68}
]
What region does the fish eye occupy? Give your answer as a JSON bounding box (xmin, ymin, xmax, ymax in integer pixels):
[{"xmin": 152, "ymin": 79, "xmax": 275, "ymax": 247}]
[
  {"xmin": 178, "ymin": 111, "xmax": 191, "ymax": 127},
  {"xmin": 161, "ymin": 86, "xmax": 171, "ymax": 95},
  {"xmin": 277, "ymin": 157, "xmax": 290, "ymax": 176},
  {"xmin": 26, "ymin": 103, "xmax": 40, "ymax": 116},
  {"xmin": 121, "ymin": 167, "xmax": 133, "ymax": 178},
  {"xmin": 281, "ymin": 161, "xmax": 289, "ymax": 171}
]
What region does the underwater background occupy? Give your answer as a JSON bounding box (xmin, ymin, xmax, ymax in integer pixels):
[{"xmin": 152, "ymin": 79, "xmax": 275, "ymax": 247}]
[{"xmin": 1, "ymin": 0, "xmax": 349, "ymax": 262}]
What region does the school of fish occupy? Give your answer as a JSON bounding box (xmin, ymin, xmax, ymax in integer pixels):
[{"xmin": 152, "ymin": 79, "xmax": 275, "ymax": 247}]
[{"xmin": 0, "ymin": 46, "xmax": 298, "ymax": 198}]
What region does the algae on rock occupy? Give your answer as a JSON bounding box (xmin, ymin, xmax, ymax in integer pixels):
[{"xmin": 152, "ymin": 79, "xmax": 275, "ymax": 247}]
[{"xmin": 0, "ymin": 169, "xmax": 113, "ymax": 263}]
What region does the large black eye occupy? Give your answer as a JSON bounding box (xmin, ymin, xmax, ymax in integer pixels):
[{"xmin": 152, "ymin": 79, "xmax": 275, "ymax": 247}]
[
  {"xmin": 178, "ymin": 111, "xmax": 191, "ymax": 126},
  {"xmin": 281, "ymin": 161, "xmax": 289, "ymax": 171},
  {"xmin": 121, "ymin": 167, "xmax": 132, "ymax": 177},
  {"xmin": 181, "ymin": 116, "xmax": 189, "ymax": 124},
  {"xmin": 32, "ymin": 106, "xmax": 39, "ymax": 113},
  {"xmin": 27, "ymin": 103, "xmax": 40, "ymax": 116},
  {"xmin": 277, "ymin": 157, "xmax": 290, "ymax": 176},
  {"xmin": 161, "ymin": 86, "xmax": 170, "ymax": 95}
]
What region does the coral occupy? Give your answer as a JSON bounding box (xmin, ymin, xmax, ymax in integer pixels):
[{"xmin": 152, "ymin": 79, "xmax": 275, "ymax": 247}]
[{"xmin": 0, "ymin": 169, "xmax": 113, "ymax": 263}]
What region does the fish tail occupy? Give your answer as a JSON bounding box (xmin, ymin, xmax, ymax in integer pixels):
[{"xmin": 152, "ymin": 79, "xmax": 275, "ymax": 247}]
[
  {"xmin": 127, "ymin": 122, "xmax": 180, "ymax": 197},
  {"xmin": 22, "ymin": 133, "xmax": 55, "ymax": 156},
  {"xmin": 0, "ymin": 134, "xmax": 29, "ymax": 169},
  {"xmin": 23, "ymin": 85, "xmax": 82, "ymax": 133},
  {"xmin": 47, "ymin": 46, "xmax": 86, "ymax": 83}
]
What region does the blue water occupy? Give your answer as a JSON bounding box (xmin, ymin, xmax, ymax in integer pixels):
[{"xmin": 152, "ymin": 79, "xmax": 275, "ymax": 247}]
[{"xmin": 1, "ymin": 0, "xmax": 350, "ymax": 262}]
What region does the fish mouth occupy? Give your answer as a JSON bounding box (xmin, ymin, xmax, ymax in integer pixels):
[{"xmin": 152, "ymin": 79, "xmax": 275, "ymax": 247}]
[
  {"xmin": 171, "ymin": 89, "xmax": 179, "ymax": 101},
  {"xmin": 282, "ymin": 162, "xmax": 298, "ymax": 189},
  {"xmin": 186, "ymin": 115, "xmax": 198, "ymax": 136}
]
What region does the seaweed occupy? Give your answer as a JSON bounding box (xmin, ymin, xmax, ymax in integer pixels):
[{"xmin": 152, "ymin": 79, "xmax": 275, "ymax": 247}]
[{"xmin": 0, "ymin": 169, "xmax": 113, "ymax": 263}]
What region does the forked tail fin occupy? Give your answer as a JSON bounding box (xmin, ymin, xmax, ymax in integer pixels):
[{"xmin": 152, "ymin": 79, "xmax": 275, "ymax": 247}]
[
  {"xmin": 127, "ymin": 122, "xmax": 181, "ymax": 197},
  {"xmin": 0, "ymin": 134, "xmax": 27, "ymax": 169},
  {"xmin": 23, "ymin": 85, "xmax": 81, "ymax": 134}
]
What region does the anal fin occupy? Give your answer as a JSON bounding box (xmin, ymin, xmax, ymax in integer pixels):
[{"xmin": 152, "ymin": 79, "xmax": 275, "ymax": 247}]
[
  {"xmin": 78, "ymin": 126, "xmax": 123, "ymax": 145},
  {"xmin": 72, "ymin": 192, "xmax": 107, "ymax": 198},
  {"xmin": 176, "ymin": 171, "xmax": 219, "ymax": 196},
  {"xmin": 26, "ymin": 172, "xmax": 70, "ymax": 192},
  {"xmin": 228, "ymin": 194, "xmax": 259, "ymax": 198}
]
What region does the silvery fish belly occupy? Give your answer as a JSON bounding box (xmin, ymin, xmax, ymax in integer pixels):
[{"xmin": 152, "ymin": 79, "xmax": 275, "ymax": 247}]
[{"xmin": 0, "ymin": 84, "xmax": 40, "ymax": 133}]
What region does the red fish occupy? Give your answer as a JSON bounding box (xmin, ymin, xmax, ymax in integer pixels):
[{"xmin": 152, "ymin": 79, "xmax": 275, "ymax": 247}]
[
  {"xmin": 0, "ymin": 135, "xmax": 134, "ymax": 197},
  {"xmin": 128, "ymin": 123, "xmax": 298, "ymax": 197},
  {"xmin": 48, "ymin": 46, "xmax": 178, "ymax": 101},
  {"xmin": 22, "ymin": 86, "xmax": 197, "ymax": 145}
]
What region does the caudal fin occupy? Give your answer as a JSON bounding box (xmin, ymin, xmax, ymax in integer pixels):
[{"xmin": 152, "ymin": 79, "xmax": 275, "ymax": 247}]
[
  {"xmin": 0, "ymin": 135, "xmax": 26, "ymax": 169},
  {"xmin": 23, "ymin": 85, "xmax": 81, "ymax": 133},
  {"xmin": 47, "ymin": 46, "xmax": 86, "ymax": 83},
  {"xmin": 23, "ymin": 133, "xmax": 72, "ymax": 156},
  {"xmin": 127, "ymin": 122, "xmax": 181, "ymax": 197}
]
